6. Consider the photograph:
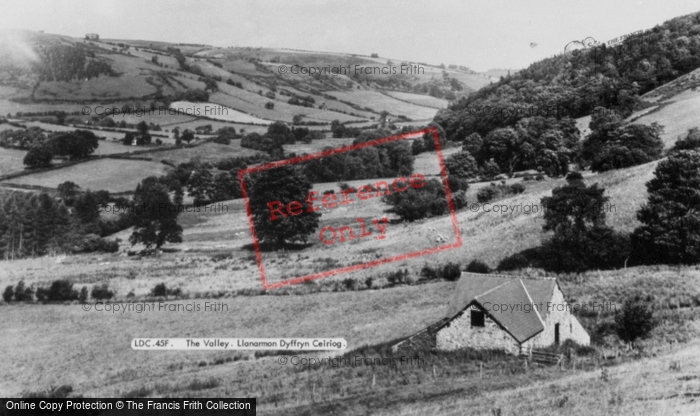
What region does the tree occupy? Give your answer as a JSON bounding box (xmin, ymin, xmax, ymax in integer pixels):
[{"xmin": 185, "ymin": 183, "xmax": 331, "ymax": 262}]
[
  {"xmin": 632, "ymin": 150, "xmax": 700, "ymax": 264},
  {"xmin": 614, "ymin": 296, "xmax": 656, "ymax": 348},
  {"xmin": 129, "ymin": 177, "xmax": 183, "ymax": 249},
  {"xmin": 462, "ymin": 132, "xmax": 482, "ymax": 156},
  {"xmin": 246, "ymin": 165, "xmax": 320, "ymax": 247},
  {"xmin": 50, "ymin": 130, "xmax": 99, "ymax": 160},
  {"xmin": 540, "ymin": 173, "xmax": 629, "ymax": 272},
  {"xmin": 181, "ymin": 129, "xmax": 195, "ymax": 144},
  {"xmin": 187, "ymin": 168, "xmax": 215, "ymax": 205},
  {"xmin": 267, "ymin": 121, "xmax": 294, "ymax": 145},
  {"xmin": 122, "ymin": 132, "xmax": 135, "ymax": 146},
  {"xmin": 445, "ymin": 151, "xmax": 479, "ymax": 180},
  {"xmin": 57, "ymin": 182, "xmax": 81, "ymax": 206},
  {"xmin": 2, "ymin": 285, "xmax": 13, "ymax": 303},
  {"xmin": 582, "ymin": 108, "xmax": 664, "ymax": 171},
  {"xmin": 671, "ymin": 127, "xmax": 700, "ymax": 152},
  {"xmin": 479, "ymin": 128, "xmax": 521, "ymax": 175},
  {"xmin": 23, "ymin": 146, "xmax": 53, "ymax": 168},
  {"xmin": 54, "ymin": 111, "xmax": 68, "ymax": 125},
  {"xmin": 135, "ymin": 121, "xmax": 152, "ymax": 145}
]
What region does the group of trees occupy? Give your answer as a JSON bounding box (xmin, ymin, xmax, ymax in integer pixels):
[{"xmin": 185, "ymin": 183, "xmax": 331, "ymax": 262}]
[
  {"xmin": 122, "ymin": 121, "xmax": 152, "ymax": 146},
  {"xmin": 498, "ymin": 146, "xmax": 700, "ymax": 272},
  {"xmin": 580, "ymin": 107, "xmax": 664, "ymax": 171},
  {"xmin": 10, "ymin": 129, "xmax": 101, "ymax": 168},
  {"xmin": 429, "ymin": 106, "xmax": 664, "ymax": 179},
  {"xmin": 436, "ymin": 11, "xmax": 700, "ymax": 145},
  {"xmin": 383, "ymin": 178, "xmax": 468, "ymax": 221},
  {"xmin": 301, "ymin": 129, "xmax": 414, "ymax": 183},
  {"xmin": 0, "ymin": 188, "xmax": 121, "ymax": 260},
  {"xmin": 34, "ymin": 44, "xmax": 114, "ymax": 82},
  {"xmin": 240, "ymin": 121, "xmax": 324, "ymax": 153}
]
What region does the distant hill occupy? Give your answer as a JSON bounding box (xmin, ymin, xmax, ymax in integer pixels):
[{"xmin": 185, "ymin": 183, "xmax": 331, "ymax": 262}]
[
  {"xmin": 435, "ymin": 10, "xmax": 700, "ymax": 142},
  {"xmin": 0, "ymin": 30, "xmax": 492, "ymax": 126}
]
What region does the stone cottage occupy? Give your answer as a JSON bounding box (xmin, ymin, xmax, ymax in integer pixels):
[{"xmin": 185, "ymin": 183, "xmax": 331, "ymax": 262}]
[{"xmin": 394, "ymin": 273, "xmax": 590, "ymax": 355}]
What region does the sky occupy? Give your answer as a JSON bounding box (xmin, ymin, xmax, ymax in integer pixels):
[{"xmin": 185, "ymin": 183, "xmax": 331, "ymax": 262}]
[{"xmin": 1, "ymin": 0, "xmax": 699, "ymax": 72}]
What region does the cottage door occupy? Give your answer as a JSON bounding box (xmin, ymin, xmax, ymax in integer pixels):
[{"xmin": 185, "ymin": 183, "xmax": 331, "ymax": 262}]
[{"xmin": 554, "ymin": 323, "xmax": 560, "ymax": 345}]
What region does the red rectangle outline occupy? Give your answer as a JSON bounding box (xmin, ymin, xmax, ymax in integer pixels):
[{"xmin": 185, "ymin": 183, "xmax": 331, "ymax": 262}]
[{"xmin": 238, "ymin": 127, "xmax": 463, "ymax": 290}]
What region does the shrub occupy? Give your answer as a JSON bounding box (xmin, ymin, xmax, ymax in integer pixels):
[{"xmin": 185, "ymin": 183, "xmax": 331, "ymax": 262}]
[
  {"xmin": 441, "ymin": 262, "xmax": 462, "ymax": 281},
  {"xmin": 465, "ymin": 260, "xmax": 491, "ymax": 274},
  {"xmin": 35, "ymin": 287, "xmax": 48, "ymax": 302},
  {"xmin": 509, "ymin": 183, "xmax": 525, "ymax": 194},
  {"xmin": 477, "ymin": 187, "xmax": 498, "ymax": 203},
  {"xmin": 387, "ymin": 269, "xmax": 409, "ymax": 285},
  {"xmin": 535, "ymin": 174, "xmax": 545, "ymax": 181},
  {"xmin": 2, "ymin": 285, "xmax": 13, "ymax": 303},
  {"xmin": 47, "ymin": 280, "xmax": 79, "ymax": 302},
  {"xmin": 497, "ymin": 253, "xmax": 530, "ymax": 271},
  {"xmin": 342, "ymin": 278, "xmax": 358, "ymax": 291},
  {"xmin": 365, "ymin": 277, "xmax": 374, "ymax": 288},
  {"xmin": 614, "ymin": 296, "xmax": 656, "ymax": 347},
  {"xmin": 420, "ymin": 264, "xmax": 439, "ymax": 280},
  {"xmin": 79, "ymin": 287, "xmax": 88, "ymax": 303},
  {"xmin": 150, "ymin": 283, "xmax": 168, "ymax": 297},
  {"xmin": 91, "ymin": 283, "xmax": 115, "ymax": 300},
  {"xmin": 13, "ymin": 281, "xmax": 34, "ymax": 302}
]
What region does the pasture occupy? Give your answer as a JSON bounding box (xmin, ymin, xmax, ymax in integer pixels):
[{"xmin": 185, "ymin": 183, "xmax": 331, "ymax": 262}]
[{"xmin": 1, "ymin": 158, "xmax": 171, "ymax": 193}]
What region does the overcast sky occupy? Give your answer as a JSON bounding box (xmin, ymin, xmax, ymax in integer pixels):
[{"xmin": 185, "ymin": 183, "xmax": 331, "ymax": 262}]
[{"xmin": 1, "ymin": 0, "xmax": 699, "ymax": 72}]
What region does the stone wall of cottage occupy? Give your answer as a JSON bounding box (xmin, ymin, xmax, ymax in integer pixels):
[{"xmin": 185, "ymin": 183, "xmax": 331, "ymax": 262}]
[
  {"xmin": 436, "ymin": 306, "xmax": 519, "ymax": 354},
  {"xmin": 525, "ymin": 285, "xmax": 590, "ymax": 349}
]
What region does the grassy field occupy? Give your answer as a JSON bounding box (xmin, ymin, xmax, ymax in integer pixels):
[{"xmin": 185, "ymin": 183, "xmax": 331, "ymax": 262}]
[
  {"xmin": 0, "ymin": 146, "xmax": 29, "ymax": 176},
  {"xmin": 383, "ymin": 91, "xmax": 448, "ymax": 109},
  {"xmin": 169, "ymin": 101, "xmax": 273, "ymax": 125},
  {"xmin": 0, "ymin": 282, "xmax": 455, "ymax": 396},
  {"xmin": 151, "ymin": 141, "xmax": 265, "ymax": 165},
  {"xmin": 1, "ymin": 158, "xmax": 171, "ymax": 193}
]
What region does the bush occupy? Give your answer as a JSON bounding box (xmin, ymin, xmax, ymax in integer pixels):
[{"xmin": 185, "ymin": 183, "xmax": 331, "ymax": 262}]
[
  {"xmin": 387, "ymin": 269, "xmax": 409, "ymax": 285},
  {"xmin": 211, "ymin": 135, "xmax": 231, "ymax": 145},
  {"xmin": 342, "ymin": 278, "xmax": 358, "ymax": 291},
  {"xmin": 35, "ymin": 287, "xmax": 48, "ymax": 302},
  {"xmin": 614, "ymin": 296, "xmax": 656, "ymax": 347},
  {"xmin": 91, "ymin": 283, "xmax": 115, "ymax": 300},
  {"xmin": 47, "ymin": 279, "xmax": 79, "ymax": 302},
  {"xmin": 509, "ymin": 183, "xmax": 525, "ymax": 194},
  {"xmin": 465, "ymin": 259, "xmax": 491, "ymax": 274},
  {"xmin": 365, "ymin": 277, "xmax": 374, "ymax": 288},
  {"xmin": 420, "ymin": 264, "xmax": 439, "ymax": 280},
  {"xmin": 79, "ymin": 287, "xmax": 88, "ymax": 303},
  {"xmin": 2, "ymin": 285, "xmax": 13, "ymax": 303},
  {"xmin": 535, "ymin": 174, "xmax": 545, "ymax": 181},
  {"xmin": 477, "ymin": 187, "xmax": 498, "ymax": 203},
  {"xmin": 441, "ymin": 262, "xmax": 462, "ymax": 281},
  {"xmin": 497, "ymin": 253, "xmax": 530, "ymax": 271},
  {"xmin": 150, "ymin": 283, "xmax": 168, "ymax": 297},
  {"xmin": 13, "ymin": 280, "xmax": 33, "ymax": 302}
]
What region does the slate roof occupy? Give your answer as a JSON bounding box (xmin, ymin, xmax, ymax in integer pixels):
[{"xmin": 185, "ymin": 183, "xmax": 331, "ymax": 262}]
[{"xmin": 442, "ymin": 273, "xmax": 557, "ymax": 344}]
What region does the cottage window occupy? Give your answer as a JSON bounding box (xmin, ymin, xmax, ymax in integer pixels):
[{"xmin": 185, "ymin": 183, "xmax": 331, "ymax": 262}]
[{"xmin": 470, "ymin": 310, "xmax": 485, "ymax": 327}]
